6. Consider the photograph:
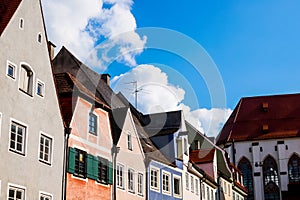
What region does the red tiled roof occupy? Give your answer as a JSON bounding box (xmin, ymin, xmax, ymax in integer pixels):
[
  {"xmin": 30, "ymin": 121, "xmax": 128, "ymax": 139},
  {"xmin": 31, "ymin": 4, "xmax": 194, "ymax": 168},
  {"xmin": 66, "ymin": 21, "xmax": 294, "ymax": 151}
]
[
  {"xmin": 234, "ymin": 181, "xmax": 248, "ymax": 194},
  {"xmin": 0, "ymin": 0, "xmax": 22, "ymax": 36},
  {"xmin": 217, "ymin": 93, "xmax": 300, "ymax": 145},
  {"xmin": 190, "ymin": 149, "xmax": 215, "ymax": 164}
]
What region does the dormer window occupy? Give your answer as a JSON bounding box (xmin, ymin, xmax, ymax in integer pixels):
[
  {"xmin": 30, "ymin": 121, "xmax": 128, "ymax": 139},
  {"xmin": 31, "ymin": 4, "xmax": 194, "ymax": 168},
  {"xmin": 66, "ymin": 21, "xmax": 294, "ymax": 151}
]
[
  {"xmin": 19, "ymin": 18, "xmax": 24, "ymax": 29},
  {"xmin": 19, "ymin": 64, "xmax": 33, "ymax": 96}
]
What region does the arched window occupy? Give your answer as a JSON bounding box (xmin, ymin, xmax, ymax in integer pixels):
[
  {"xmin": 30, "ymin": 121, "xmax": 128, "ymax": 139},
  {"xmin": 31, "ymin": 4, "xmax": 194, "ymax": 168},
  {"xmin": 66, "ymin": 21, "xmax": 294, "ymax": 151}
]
[
  {"xmin": 19, "ymin": 64, "xmax": 33, "ymax": 96},
  {"xmin": 238, "ymin": 157, "xmax": 254, "ymax": 200},
  {"xmin": 288, "ymin": 154, "xmax": 300, "ymax": 183},
  {"xmin": 263, "ymin": 156, "xmax": 280, "ymax": 200}
]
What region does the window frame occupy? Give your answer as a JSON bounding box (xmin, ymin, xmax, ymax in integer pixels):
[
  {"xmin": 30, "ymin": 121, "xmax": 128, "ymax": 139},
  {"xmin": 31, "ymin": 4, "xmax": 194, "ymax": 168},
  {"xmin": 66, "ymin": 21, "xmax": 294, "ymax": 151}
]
[
  {"xmin": 18, "ymin": 63, "xmax": 34, "ymax": 97},
  {"xmin": 173, "ymin": 174, "xmax": 182, "ymax": 198},
  {"xmin": 162, "ymin": 170, "xmax": 171, "ymax": 195},
  {"xmin": 6, "ymin": 61, "xmax": 17, "ymax": 80},
  {"xmin": 39, "ymin": 191, "xmax": 52, "ymax": 200},
  {"xmin": 195, "ymin": 179, "xmax": 199, "ymax": 196},
  {"xmin": 88, "ymin": 112, "xmax": 98, "ymax": 135},
  {"xmin": 39, "ymin": 133, "xmax": 53, "ymax": 165},
  {"xmin": 7, "ymin": 184, "xmax": 26, "ymax": 200},
  {"xmin": 37, "ymin": 32, "xmax": 42, "ymax": 44},
  {"xmin": 137, "ymin": 173, "xmax": 144, "ymax": 196},
  {"xmin": 185, "ymin": 172, "xmax": 189, "ymax": 190},
  {"xmin": 74, "ymin": 148, "xmax": 87, "ymax": 179},
  {"xmin": 9, "ymin": 120, "xmax": 27, "ymax": 156},
  {"xmin": 98, "ymin": 157, "xmax": 108, "ymax": 184},
  {"xmin": 288, "ymin": 154, "xmax": 300, "ymax": 183},
  {"xmin": 19, "ymin": 18, "xmax": 24, "ymax": 30},
  {"xmin": 191, "ymin": 175, "xmax": 194, "ymax": 193},
  {"xmin": 116, "ymin": 163, "xmax": 125, "ymax": 189},
  {"xmin": 127, "ymin": 168, "xmax": 135, "ymax": 193},
  {"xmin": 150, "ymin": 166, "xmax": 160, "ymax": 192},
  {"xmin": 127, "ymin": 131, "xmax": 132, "ymax": 150},
  {"xmin": 36, "ymin": 79, "xmax": 45, "ymax": 98}
]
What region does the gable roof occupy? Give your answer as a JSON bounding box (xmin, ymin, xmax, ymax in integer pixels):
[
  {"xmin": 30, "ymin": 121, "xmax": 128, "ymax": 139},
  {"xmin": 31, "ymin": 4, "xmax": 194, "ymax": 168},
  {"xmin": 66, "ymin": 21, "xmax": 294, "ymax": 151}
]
[
  {"xmin": 217, "ymin": 93, "xmax": 300, "ymax": 145},
  {"xmin": 190, "ymin": 149, "xmax": 215, "ymax": 164},
  {"xmin": 0, "ymin": 0, "xmax": 22, "ymax": 36}
]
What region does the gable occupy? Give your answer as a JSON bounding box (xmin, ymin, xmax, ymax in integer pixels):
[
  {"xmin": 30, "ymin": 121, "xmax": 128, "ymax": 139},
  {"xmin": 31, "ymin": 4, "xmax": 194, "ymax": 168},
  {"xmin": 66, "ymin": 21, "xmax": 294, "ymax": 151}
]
[{"xmin": 0, "ymin": 0, "xmax": 22, "ymax": 36}]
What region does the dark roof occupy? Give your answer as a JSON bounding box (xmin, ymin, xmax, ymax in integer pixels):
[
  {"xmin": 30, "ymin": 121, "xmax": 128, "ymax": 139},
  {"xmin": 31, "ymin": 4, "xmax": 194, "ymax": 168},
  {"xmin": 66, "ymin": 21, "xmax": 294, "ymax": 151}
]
[
  {"xmin": 190, "ymin": 149, "xmax": 215, "ymax": 164},
  {"xmin": 0, "ymin": 0, "xmax": 22, "ymax": 36},
  {"xmin": 217, "ymin": 93, "xmax": 300, "ymax": 145},
  {"xmin": 110, "ymin": 107, "xmax": 129, "ymax": 145},
  {"xmin": 52, "ymin": 46, "xmax": 125, "ymax": 109}
]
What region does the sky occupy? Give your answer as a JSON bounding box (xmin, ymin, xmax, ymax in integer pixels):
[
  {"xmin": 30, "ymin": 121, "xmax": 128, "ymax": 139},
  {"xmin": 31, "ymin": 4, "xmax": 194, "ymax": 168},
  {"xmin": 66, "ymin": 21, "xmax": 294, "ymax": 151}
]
[{"xmin": 42, "ymin": 0, "xmax": 300, "ymax": 137}]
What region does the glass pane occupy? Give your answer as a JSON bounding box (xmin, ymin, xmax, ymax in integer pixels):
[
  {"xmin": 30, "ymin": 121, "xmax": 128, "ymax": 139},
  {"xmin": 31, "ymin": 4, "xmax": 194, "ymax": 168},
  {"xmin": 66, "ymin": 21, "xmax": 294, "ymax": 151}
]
[
  {"xmin": 16, "ymin": 191, "xmax": 22, "ymax": 198},
  {"xmin": 9, "ymin": 189, "xmax": 15, "ymax": 197},
  {"xmin": 11, "ymin": 124, "xmax": 16, "ymax": 133},
  {"xmin": 17, "ymin": 143, "xmax": 22, "ymax": 151}
]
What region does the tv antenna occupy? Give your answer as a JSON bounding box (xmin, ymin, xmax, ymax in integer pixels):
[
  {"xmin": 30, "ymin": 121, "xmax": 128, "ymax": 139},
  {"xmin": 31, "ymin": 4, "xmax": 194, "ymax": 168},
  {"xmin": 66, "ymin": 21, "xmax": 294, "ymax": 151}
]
[{"xmin": 125, "ymin": 81, "xmax": 149, "ymax": 109}]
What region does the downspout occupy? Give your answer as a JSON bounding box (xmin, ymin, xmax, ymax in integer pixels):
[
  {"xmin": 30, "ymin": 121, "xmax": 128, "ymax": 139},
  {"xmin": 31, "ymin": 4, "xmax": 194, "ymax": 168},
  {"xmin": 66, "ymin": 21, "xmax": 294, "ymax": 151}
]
[
  {"xmin": 217, "ymin": 175, "xmax": 221, "ymax": 200},
  {"xmin": 232, "ymin": 139, "xmax": 236, "ymax": 166},
  {"xmin": 111, "ymin": 145, "xmax": 120, "ymax": 200},
  {"xmin": 62, "ymin": 127, "xmax": 71, "ymax": 200}
]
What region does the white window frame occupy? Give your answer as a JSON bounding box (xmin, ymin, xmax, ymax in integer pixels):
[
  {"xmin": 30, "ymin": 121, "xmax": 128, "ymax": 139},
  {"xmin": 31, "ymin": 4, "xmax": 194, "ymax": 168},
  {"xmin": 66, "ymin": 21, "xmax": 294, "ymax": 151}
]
[
  {"xmin": 127, "ymin": 168, "xmax": 135, "ymax": 193},
  {"xmin": 39, "ymin": 133, "xmax": 53, "ymax": 165},
  {"xmin": 191, "ymin": 176, "xmax": 194, "ymax": 193},
  {"xmin": 195, "ymin": 179, "xmax": 199, "ymax": 195},
  {"xmin": 39, "ymin": 191, "xmax": 52, "ymax": 200},
  {"xmin": 185, "ymin": 172, "xmax": 189, "ymax": 190},
  {"xmin": 137, "ymin": 173, "xmax": 143, "ymax": 196},
  {"xmin": 173, "ymin": 174, "xmax": 182, "ymax": 198},
  {"xmin": 88, "ymin": 112, "xmax": 98, "ymax": 136},
  {"xmin": 36, "ymin": 79, "xmax": 45, "ymax": 98},
  {"xmin": 127, "ymin": 132, "xmax": 132, "ymax": 150},
  {"xmin": 211, "ymin": 189, "xmax": 214, "ymax": 200},
  {"xmin": 117, "ymin": 163, "xmax": 124, "ymax": 189},
  {"xmin": 6, "ymin": 61, "xmax": 17, "ymax": 80},
  {"xmin": 18, "ymin": 62, "xmax": 35, "ymax": 97},
  {"xmin": 162, "ymin": 170, "xmax": 171, "ymax": 195},
  {"xmin": 7, "ymin": 183, "xmax": 26, "ymax": 200},
  {"xmin": 150, "ymin": 166, "xmax": 160, "ymax": 192},
  {"xmin": 9, "ymin": 120, "xmax": 27, "ymax": 156},
  {"xmin": 207, "ymin": 186, "xmax": 210, "ymax": 200}
]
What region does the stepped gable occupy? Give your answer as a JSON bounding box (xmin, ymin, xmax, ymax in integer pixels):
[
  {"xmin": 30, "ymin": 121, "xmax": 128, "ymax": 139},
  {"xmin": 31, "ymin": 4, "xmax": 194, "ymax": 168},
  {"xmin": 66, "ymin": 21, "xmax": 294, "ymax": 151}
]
[{"xmin": 217, "ymin": 93, "xmax": 300, "ymax": 145}]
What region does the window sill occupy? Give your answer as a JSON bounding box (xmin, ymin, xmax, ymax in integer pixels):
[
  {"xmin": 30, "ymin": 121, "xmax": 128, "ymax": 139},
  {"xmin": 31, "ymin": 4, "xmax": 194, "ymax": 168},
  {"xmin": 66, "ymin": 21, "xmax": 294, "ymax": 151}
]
[
  {"xmin": 19, "ymin": 89, "xmax": 33, "ymax": 97},
  {"xmin": 39, "ymin": 159, "xmax": 52, "ymax": 166},
  {"xmin": 9, "ymin": 149, "xmax": 25, "ymax": 156},
  {"xmin": 89, "ymin": 131, "xmax": 98, "ymax": 136},
  {"xmin": 7, "ymin": 74, "xmax": 15, "ymax": 79}
]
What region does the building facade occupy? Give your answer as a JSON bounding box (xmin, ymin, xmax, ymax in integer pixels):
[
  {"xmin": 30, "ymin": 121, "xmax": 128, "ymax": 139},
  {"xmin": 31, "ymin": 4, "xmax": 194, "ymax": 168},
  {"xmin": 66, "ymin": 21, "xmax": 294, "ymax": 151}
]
[
  {"xmin": 217, "ymin": 93, "xmax": 300, "ymax": 200},
  {"xmin": 0, "ymin": 0, "xmax": 64, "ymax": 199}
]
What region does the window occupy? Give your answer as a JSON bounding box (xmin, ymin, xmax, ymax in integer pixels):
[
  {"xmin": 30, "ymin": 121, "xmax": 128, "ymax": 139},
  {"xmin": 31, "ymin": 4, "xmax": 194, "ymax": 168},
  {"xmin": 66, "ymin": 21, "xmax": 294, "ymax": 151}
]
[
  {"xmin": 8, "ymin": 186, "xmax": 25, "ymax": 200},
  {"xmin": 98, "ymin": 157, "xmax": 108, "ymax": 184},
  {"xmin": 194, "ymin": 140, "xmax": 200, "ymax": 149},
  {"xmin": 195, "ymin": 179, "xmax": 199, "ymax": 195},
  {"xmin": 150, "ymin": 167, "xmax": 159, "ymax": 191},
  {"xmin": 184, "ymin": 138, "xmax": 188, "ymax": 155},
  {"xmin": 207, "ymin": 186, "xmax": 210, "ymax": 200},
  {"xmin": 228, "ymin": 184, "xmax": 230, "ymax": 196},
  {"xmin": 263, "ymin": 155, "xmax": 280, "ymax": 200},
  {"xmin": 185, "ymin": 173, "xmax": 189, "ymax": 190},
  {"xmin": 138, "ymin": 173, "xmax": 143, "ymax": 196},
  {"xmin": 211, "ymin": 189, "xmax": 214, "ymax": 200},
  {"xmin": 40, "ymin": 193, "xmax": 52, "ymax": 200},
  {"xmin": 224, "ymin": 181, "xmax": 226, "ymax": 193},
  {"xmin": 19, "ymin": 18, "xmax": 24, "ymax": 29},
  {"xmin": 19, "ymin": 65, "xmax": 33, "ymax": 96},
  {"xmin": 117, "ymin": 164, "xmax": 124, "ymax": 189},
  {"xmin": 233, "ymin": 191, "xmax": 235, "ymax": 200},
  {"xmin": 88, "ymin": 113, "xmax": 97, "ymax": 135},
  {"xmin": 74, "ymin": 148, "xmax": 86, "ymax": 178},
  {"xmin": 191, "ymin": 176, "xmax": 194, "ymax": 193},
  {"xmin": 39, "ymin": 134, "xmax": 52, "ymax": 164},
  {"xmin": 128, "ymin": 169, "xmax": 135, "ymax": 193},
  {"xmin": 238, "ymin": 157, "xmax": 254, "ymax": 200},
  {"xmin": 288, "ymin": 154, "xmax": 300, "ymax": 183},
  {"xmin": 173, "ymin": 175, "xmax": 181, "ymax": 197},
  {"xmin": 37, "ymin": 33, "xmax": 42, "ymax": 43},
  {"xmin": 36, "ymin": 81, "xmax": 45, "ymax": 97},
  {"xmin": 7, "ymin": 62, "xmax": 16, "ymax": 79},
  {"xmin": 9, "ymin": 122, "xmax": 26, "ymax": 155},
  {"xmin": 162, "ymin": 171, "xmax": 170, "ymax": 194},
  {"xmin": 127, "ymin": 132, "xmax": 132, "ymax": 150},
  {"xmin": 202, "ymin": 183, "xmax": 205, "ymax": 199},
  {"xmin": 177, "ymin": 138, "xmax": 183, "ymax": 160}
]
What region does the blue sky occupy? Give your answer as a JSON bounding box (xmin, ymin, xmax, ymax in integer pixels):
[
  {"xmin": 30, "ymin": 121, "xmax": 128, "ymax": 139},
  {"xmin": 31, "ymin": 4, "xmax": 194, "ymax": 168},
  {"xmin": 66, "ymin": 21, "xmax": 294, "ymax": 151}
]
[
  {"xmin": 42, "ymin": 0, "xmax": 300, "ymax": 136},
  {"xmin": 106, "ymin": 0, "xmax": 300, "ymax": 109}
]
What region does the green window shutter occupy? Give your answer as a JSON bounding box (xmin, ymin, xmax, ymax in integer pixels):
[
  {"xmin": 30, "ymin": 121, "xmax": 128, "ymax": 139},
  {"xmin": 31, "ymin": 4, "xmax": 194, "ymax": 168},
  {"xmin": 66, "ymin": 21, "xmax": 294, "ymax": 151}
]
[
  {"xmin": 87, "ymin": 154, "xmax": 98, "ymax": 180},
  {"xmin": 108, "ymin": 161, "xmax": 113, "ymax": 185},
  {"xmin": 68, "ymin": 147, "xmax": 76, "ymax": 174}
]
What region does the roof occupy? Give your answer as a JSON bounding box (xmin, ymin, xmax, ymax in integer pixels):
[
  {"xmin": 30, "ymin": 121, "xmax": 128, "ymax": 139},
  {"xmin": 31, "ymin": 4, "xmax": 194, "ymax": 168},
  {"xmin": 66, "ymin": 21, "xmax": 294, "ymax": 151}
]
[
  {"xmin": 0, "ymin": 0, "xmax": 22, "ymax": 36},
  {"xmin": 190, "ymin": 149, "xmax": 215, "ymax": 164},
  {"xmin": 110, "ymin": 107, "xmax": 129, "ymax": 145},
  {"xmin": 217, "ymin": 93, "xmax": 300, "ymax": 145},
  {"xmin": 52, "ymin": 46, "xmax": 125, "ymax": 109}
]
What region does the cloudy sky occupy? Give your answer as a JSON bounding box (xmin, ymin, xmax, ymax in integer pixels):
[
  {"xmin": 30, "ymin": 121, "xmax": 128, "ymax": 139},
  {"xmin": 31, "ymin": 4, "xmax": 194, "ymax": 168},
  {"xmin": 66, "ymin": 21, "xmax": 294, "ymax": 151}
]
[{"xmin": 42, "ymin": 0, "xmax": 300, "ymax": 137}]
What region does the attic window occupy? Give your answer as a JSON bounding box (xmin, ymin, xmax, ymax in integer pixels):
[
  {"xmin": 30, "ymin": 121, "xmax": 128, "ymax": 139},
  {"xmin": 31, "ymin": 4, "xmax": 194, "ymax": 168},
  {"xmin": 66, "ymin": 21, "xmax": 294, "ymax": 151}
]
[
  {"xmin": 19, "ymin": 18, "xmax": 24, "ymax": 29},
  {"xmin": 37, "ymin": 33, "xmax": 42, "ymax": 43},
  {"xmin": 262, "ymin": 124, "xmax": 269, "ymax": 133},
  {"xmin": 262, "ymin": 102, "xmax": 269, "ymax": 112}
]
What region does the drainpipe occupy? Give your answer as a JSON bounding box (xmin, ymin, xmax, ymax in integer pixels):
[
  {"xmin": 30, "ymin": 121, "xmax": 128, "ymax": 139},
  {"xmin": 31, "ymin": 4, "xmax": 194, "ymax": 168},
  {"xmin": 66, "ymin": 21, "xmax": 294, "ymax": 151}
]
[
  {"xmin": 111, "ymin": 145, "xmax": 120, "ymax": 200},
  {"xmin": 232, "ymin": 139, "xmax": 236, "ymax": 166},
  {"xmin": 62, "ymin": 127, "xmax": 71, "ymax": 200},
  {"xmin": 217, "ymin": 176, "xmax": 221, "ymax": 200}
]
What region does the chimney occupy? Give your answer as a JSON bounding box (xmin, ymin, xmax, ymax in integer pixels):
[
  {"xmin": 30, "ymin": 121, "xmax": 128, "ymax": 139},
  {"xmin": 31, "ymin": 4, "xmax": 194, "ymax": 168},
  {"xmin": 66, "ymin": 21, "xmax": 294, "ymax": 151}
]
[
  {"xmin": 101, "ymin": 74, "xmax": 111, "ymax": 85},
  {"xmin": 48, "ymin": 41, "xmax": 56, "ymax": 60}
]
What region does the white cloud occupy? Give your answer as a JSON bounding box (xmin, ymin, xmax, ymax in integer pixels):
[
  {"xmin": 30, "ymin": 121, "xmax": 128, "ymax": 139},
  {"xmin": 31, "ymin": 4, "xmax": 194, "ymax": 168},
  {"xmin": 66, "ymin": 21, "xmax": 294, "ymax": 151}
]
[
  {"xmin": 41, "ymin": 0, "xmax": 146, "ymax": 69},
  {"xmin": 112, "ymin": 64, "xmax": 232, "ymax": 137}
]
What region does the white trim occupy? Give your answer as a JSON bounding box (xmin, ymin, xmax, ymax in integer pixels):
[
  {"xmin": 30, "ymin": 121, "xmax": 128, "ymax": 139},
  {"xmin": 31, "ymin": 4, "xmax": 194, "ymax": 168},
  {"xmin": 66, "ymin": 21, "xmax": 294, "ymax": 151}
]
[
  {"xmin": 6, "ymin": 60, "xmax": 17, "ymax": 80},
  {"xmin": 8, "ymin": 118, "xmax": 28, "ymax": 157},
  {"xmin": 162, "ymin": 170, "xmax": 171, "ymax": 195},
  {"xmin": 7, "ymin": 183, "xmax": 26, "ymax": 200},
  {"xmin": 36, "ymin": 79, "xmax": 45, "ymax": 98},
  {"xmin": 137, "ymin": 172, "xmax": 144, "ymax": 196},
  {"xmin": 38, "ymin": 132, "xmax": 54, "ymax": 166},
  {"xmin": 127, "ymin": 168, "xmax": 135, "ymax": 193},
  {"xmin": 150, "ymin": 160, "xmax": 182, "ymax": 173},
  {"xmin": 116, "ymin": 163, "xmax": 125, "ymax": 190},
  {"xmin": 149, "ymin": 166, "xmax": 160, "ymax": 192},
  {"xmin": 173, "ymin": 174, "xmax": 182, "ymax": 198},
  {"xmin": 87, "ymin": 110, "xmax": 99, "ymax": 137},
  {"xmin": 69, "ymin": 134, "xmax": 110, "ymax": 154},
  {"xmin": 18, "ymin": 62, "xmax": 35, "ymax": 99},
  {"xmin": 126, "ymin": 131, "xmax": 133, "ymax": 150},
  {"xmin": 39, "ymin": 191, "xmax": 53, "ymax": 200}
]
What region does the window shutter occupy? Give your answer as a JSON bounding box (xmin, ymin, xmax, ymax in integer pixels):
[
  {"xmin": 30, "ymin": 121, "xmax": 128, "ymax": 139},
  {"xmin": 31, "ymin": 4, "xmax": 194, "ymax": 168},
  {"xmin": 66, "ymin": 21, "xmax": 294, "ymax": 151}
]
[
  {"xmin": 68, "ymin": 147, "xmax": 76, "ymax": 174},
  {"xmin": 87, "ymin": 154, "xmax": 98, "ymax": 180},
  {"xmin": 108, "ymin": 161, "xmax": 113, "ymax": 185}
]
